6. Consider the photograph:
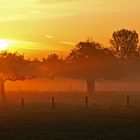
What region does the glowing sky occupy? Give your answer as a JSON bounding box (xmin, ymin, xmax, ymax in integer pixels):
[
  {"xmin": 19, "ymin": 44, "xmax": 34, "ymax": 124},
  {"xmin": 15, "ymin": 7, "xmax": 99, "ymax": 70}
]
[{"xmin": 0, "ymin": 0, "xmax": 140, "ymax": 58}]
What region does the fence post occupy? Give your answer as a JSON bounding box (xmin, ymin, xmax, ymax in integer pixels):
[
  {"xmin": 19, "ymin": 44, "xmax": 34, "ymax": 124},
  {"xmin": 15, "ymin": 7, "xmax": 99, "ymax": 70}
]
[
  {"xmin": 21, "ymin": 97, "xmax": 25, "ymax": 108},
  {"xmin": 85, "ymin": 96, "xmax": 88, "ymax": 109},
  {"xmin": 127, "ymin": 96, "xmax": 130, "ymax": 109},
  {"xmin": 52, "ymin": 97, "xmax": 55, "ymax": 109}
]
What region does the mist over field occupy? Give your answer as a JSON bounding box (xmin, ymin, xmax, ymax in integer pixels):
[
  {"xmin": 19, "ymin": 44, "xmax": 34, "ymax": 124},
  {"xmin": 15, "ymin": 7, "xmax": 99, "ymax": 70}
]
[
  {"xmin": 5, "ymin": 78, "xmax": 140, "ymax": 92},
  {"xmin": 1, "ymin": 0, "xmax": 140, "ymax": 139}
]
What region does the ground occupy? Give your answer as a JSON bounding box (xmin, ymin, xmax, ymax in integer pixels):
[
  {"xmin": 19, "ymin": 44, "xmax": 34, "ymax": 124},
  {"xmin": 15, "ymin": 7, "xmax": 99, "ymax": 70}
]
[{"xmin": 0, "ymin": 91, "xmax": 140, "ymax": 140}]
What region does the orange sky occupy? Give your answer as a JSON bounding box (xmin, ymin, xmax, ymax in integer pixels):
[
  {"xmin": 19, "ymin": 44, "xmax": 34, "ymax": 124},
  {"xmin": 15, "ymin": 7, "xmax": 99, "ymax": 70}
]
[{"xmin": 0, "ymin": 0, "xmax": 140, "ymax": 58}]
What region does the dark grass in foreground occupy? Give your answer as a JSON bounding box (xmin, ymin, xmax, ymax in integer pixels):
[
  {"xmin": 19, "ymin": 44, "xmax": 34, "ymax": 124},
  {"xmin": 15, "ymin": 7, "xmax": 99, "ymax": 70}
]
[{"xmin": 0, "ymin": 103, "xmax": 140, "ymax": 140}]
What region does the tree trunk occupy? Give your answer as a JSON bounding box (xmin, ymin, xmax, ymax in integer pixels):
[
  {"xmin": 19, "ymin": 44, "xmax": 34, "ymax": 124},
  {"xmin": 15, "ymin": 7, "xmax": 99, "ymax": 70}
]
[
  {"xmin": 86, "ymin": 79, "xmax": 95, "ymax": 96},
  {"xmin": 0, "ymin": 79, "xmax": 6, "ymax": 102}
]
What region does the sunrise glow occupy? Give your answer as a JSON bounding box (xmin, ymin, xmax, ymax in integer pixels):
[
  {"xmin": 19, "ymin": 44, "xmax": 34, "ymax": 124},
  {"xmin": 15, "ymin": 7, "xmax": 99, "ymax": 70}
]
[
  {"xmin": 0, "ymin": 1, "xmax": 140, "ymax": 139},
  {"xmin": 0, "ymin": 39, "xmax": 13, "ymax": 50},
  {"xmin": 0, "ymin": 0, "xmax": 139, "ymax": 58}
]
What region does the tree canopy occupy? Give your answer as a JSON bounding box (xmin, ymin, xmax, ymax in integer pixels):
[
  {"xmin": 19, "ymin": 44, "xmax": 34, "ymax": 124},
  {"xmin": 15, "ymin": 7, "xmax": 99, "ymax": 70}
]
[
  {"xmin": 110, "ymin": 29, "xmax": 140, "ymax": 60},
  {"xmin": 66, "ymin": 40, "xmax": 118, "ymax": 78},
  {"xmin": 0, "ymin": 51, "xmax": 37, "ymax": 101},
  {"xmin": 0, "ymin": 51, "xmax": 32, "ymax": 81}
]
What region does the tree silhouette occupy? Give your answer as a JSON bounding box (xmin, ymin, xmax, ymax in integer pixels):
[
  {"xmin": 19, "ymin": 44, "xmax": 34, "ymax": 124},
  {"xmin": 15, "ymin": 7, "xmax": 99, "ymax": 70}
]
[
  {"xmin": 0, "ymin": 51, "xmax": 35, "ymax": 102},
  {"xmin": 110, "ymin": 29, "xmax": 140, "ymax": 60},
  {"xmin": 43, "ymin": 54, "xmax": 65, "ymax": 79},
  {"xmin": 43, "ymin": 54, "xmax": 64, "ymax": 66},
  {"xmin": 64, "ymin": 40, "xmax": 118, "ymax": 95}
]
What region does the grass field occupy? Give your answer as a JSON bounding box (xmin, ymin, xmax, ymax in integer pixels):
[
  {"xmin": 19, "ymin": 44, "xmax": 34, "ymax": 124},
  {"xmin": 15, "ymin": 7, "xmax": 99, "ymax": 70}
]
[{"xmin": 0, "ymin": 91, "xmax": 140, "ymax": 140}]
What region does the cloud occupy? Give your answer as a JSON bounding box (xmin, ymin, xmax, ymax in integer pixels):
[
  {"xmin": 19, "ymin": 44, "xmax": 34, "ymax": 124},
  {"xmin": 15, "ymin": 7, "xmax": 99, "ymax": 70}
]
[
  {"xmin": 45, "ymin": 35, "xmax": 54, "ymax": 39},
  {"xmin": 0, "ymin": 0, "xmax": 76, "ymax": 23},
  {"xmin": 8, "ymin": 39, "xmax": 51, "ymax": 52},
  {"xmin": 38, "ymin": 0, "xmax": 79, "ymax": 4},
  {"xmin": 29, "ymin": 10, "xmax": 41, "ymax": 14},
  {"xmin": 1, "ymin": 0, "xmax": 123, "ymax": 23},
  {"xmin": 60, "ymin": 41, "xmax": 75, "ymax": 46}
]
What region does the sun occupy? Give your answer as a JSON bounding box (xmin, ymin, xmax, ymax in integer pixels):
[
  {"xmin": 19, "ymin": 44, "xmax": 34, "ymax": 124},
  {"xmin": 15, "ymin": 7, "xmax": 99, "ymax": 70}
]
[{"xmin": 0, "ymin": 39, "xmax": 12, "ymax": 51}]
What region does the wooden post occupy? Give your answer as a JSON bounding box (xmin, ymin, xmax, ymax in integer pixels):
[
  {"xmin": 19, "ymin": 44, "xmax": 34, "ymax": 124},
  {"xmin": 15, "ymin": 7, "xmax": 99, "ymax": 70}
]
[
  {"xmin": 85, "ymin": 96, "xmax": 88, "ymax": 109},
  {"xmin": 52, "ymin": 97, "xmax": 55, "ymax": 109},
  {"xmin": 127, "ymin": 96, "xmax": 130, "ymax": 109},
  {"xmin": 21, "ymin": 97, "xmax": 25, "ymax": 108}
]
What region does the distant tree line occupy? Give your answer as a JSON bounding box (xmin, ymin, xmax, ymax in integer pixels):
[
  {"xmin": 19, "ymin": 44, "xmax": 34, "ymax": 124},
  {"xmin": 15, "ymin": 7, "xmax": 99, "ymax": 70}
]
[{"xmin": 0, "ymin": 28, "xmax": 140, "ymax": 102}]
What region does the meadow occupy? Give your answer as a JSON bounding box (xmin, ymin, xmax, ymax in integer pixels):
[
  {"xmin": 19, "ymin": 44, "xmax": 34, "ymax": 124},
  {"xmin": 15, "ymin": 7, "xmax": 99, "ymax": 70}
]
[{"xmin": 0, "ymin": 91, "xmax": 140, "ymax": 140}]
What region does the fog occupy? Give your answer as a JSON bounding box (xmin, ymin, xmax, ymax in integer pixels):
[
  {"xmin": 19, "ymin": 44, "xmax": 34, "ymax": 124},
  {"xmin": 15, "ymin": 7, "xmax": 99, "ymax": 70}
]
[{"xmin": 5, "ymin": 77, "xmax": 140, "ymax": 92}]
